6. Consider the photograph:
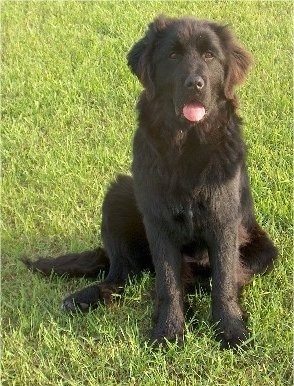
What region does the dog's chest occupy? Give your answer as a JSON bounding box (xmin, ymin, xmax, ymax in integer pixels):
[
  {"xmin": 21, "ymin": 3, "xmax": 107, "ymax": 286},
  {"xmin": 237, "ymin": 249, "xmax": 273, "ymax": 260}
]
[
  {"xmin": 168, "ymin": 188, "xmax": 212, "ymax": 241},
  {"xmin": 167, "ymin": 175, "xmax": 240, "ymax": 242},
  {"xmin": 133, "ymin": 127, "xmax": 241, "ymax": 238}
]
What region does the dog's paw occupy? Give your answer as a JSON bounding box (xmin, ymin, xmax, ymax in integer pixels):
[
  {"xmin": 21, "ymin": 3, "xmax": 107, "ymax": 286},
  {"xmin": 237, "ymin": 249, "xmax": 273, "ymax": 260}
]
[
  {"xmin": 61, "ymin": 296, "xmax": 91, "ymax": 313},
  {"xmin": 61, "ymin": 284, "xmax": 102, "ymax": 313},
  {"xmin": 215, "ymin": 319, "xmax": 250, "ymax": 350},
  {"xmin": 150, "ymin": 319, "xmax": 184, "ymax": 347}
]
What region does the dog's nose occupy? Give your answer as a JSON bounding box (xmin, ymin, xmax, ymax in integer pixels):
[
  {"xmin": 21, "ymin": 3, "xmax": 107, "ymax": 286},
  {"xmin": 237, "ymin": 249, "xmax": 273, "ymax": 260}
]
[{"xmin": 184, "ymin": 75, "xmax": 205, "ymax": 91}]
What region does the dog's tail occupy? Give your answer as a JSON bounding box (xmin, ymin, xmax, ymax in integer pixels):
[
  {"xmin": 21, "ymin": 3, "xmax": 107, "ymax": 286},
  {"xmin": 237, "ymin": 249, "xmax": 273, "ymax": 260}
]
[{"xmin": 21, "ymin": 247, "xmax": 109, "ymax": 278}]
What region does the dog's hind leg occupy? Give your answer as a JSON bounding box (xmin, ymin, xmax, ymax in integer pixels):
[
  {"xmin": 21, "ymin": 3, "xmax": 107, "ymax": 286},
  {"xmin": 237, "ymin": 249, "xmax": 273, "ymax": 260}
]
[
  {"xmin": 61, "ymin": 239, "xmax": 151, "ymax": 312},
  {"xmin": 62, "ymin": 174, "xmax": 153, "ymax": 312},
  {"xmin": 61, "ymin": 252, "xmax": 132, "ymax": 312},
  {"xmin": 237, "ymin": 223, "xmax": 278, "ymax": 288},
  {"xmin": 22, "ymin": 174, "xmax": 153, "ymax": 313},
  {"xmin": 61, "ymin": 281, "xmax": 124, "ymax": 312}
]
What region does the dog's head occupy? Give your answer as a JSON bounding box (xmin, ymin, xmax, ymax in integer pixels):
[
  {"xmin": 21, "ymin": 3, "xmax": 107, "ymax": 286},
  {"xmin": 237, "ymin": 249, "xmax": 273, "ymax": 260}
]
[{"xmin": 127, "ymin": 16, "xmax": 252, "ymax": 125}]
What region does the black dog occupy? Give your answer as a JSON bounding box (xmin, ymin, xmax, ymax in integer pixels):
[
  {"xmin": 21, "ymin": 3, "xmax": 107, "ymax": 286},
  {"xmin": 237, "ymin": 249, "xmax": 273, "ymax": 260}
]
[{"xmin": 23, "ymin": 16, "xmax": 278, "ymax": 349}]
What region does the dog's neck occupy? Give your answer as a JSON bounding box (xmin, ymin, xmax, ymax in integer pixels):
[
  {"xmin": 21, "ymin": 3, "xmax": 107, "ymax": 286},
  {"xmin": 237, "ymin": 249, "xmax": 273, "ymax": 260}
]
[
  {"xmin": 137, "ymin": 92, "xmax": 239, "ymax": 144},
  {"xmin": 135, "ymin": 92, "xmax": 245, "ymax": 182}
]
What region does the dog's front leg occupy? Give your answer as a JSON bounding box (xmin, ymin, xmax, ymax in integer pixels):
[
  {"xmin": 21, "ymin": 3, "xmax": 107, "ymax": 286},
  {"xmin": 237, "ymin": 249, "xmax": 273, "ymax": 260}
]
[
  {"xmin": 208, "ymin": 224, "xmax": 249, "ymax": 349},
  {"xmin": 144, "ymin": 220, "xmax": 184, "ymax": 345}
]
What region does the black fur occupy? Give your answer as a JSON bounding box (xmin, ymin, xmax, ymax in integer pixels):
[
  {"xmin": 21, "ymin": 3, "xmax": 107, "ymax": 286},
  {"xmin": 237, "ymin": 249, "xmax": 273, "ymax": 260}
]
[{"xmin": 22, "ymin": 16, "xmax": 278, "ymax": 349}]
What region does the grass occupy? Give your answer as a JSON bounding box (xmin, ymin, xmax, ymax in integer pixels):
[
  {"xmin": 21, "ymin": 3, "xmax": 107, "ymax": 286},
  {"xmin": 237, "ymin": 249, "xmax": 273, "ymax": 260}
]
[{"xmin": 1, "ymin": 1, "xmax": 292, "ymax": 385}]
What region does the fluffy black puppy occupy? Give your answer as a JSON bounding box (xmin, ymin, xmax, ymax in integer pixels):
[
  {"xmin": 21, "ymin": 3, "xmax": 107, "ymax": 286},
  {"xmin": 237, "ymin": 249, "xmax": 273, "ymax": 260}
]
[{"xmin": 23, "ymin": 16, "xmax": 278, "ymax": 349}]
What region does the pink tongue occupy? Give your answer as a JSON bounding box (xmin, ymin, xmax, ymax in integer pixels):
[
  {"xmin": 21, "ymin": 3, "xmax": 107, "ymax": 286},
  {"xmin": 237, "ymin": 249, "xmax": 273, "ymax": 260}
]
[{"xmin": 183, "ymin": 103, "xmax": 205, "ymax": 122}]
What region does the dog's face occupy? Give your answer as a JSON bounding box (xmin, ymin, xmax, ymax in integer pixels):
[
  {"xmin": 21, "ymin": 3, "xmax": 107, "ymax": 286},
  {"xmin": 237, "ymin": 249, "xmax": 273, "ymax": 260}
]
[{"xmin": 127, "ymin": 16, "xmax": 252, "ymax": 125}]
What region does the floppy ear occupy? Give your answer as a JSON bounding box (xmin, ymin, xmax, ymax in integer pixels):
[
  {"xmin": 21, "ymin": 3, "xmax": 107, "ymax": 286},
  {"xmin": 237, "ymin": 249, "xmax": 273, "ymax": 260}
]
[
  {"xmin": 127, "ymin": 16, "xmax": 169, "ymax": 99},
  {"xmin": 207, "ymin": 22, "xmax": 252, "ymax": 103},
  {"xmin": 224, "ymin": 42, "xmax": 252, "ymax": 100}
]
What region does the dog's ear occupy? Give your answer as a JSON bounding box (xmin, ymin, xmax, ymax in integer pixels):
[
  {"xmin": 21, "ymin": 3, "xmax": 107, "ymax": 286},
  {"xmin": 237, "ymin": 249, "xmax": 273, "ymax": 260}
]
[
  {"xmin": 208, "ymin": 23, "xmax": 252, "ymax": 103},
  {"xmin": 127, "ymin": 15, "xmax": 170, "ymax": 99},
  {"xmin": 224, "ymin": 42, "xmax": 252, "ymax": 101}
]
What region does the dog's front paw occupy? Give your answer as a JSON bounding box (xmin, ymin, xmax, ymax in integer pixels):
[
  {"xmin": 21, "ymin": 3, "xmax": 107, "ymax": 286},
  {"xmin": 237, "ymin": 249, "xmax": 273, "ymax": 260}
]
[
  {"xmin": 150, "ymin": 318, "xmax": 184, "ymax": 346},
  {"xmin": 215, "ymin": 318, "xmax": 250, "ymax": 350}
]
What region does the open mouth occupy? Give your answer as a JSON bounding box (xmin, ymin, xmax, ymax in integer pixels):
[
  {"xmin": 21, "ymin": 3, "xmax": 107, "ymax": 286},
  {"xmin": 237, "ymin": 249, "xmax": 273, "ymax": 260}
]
[{"xmin": 182, "ymin": 102, "xmax": 206, "ymax": 123}]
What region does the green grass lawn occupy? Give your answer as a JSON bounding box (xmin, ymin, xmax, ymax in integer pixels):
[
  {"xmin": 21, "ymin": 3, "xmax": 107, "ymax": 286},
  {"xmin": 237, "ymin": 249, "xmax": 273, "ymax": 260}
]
[{"xmin": 2, "ymin": 1, "xmax": 292, "ymax": 385}]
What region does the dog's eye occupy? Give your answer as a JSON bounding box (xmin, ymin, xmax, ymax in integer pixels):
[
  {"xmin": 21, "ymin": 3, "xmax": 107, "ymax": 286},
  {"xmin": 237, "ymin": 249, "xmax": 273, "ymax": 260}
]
[
  {"xmin": 203, "ymin": 51, "xmax": 214, "ymax": 61},
  {"xmin": 169, "ymin": 52, "xmax": 178, "ymax": 59}
]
